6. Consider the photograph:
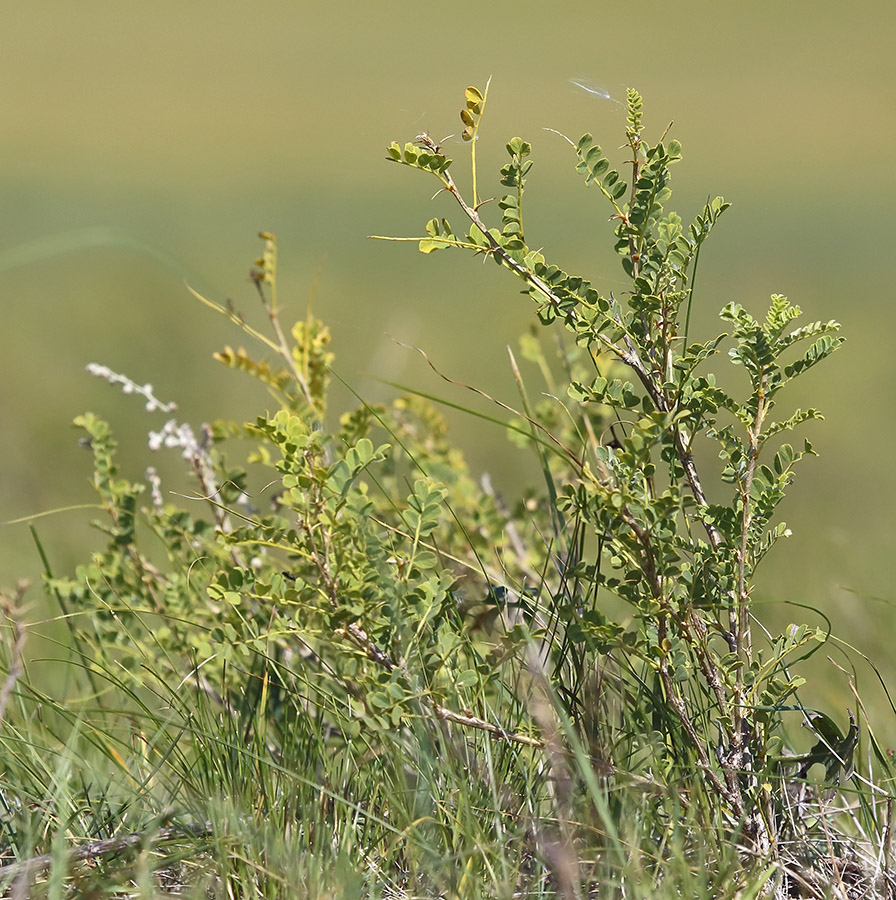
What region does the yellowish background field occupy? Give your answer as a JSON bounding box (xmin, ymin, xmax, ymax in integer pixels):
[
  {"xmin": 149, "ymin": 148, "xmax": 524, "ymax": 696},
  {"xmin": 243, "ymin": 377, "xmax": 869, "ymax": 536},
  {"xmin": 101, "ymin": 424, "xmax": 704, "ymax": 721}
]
[{"xmin": 3, "ymin": 2, "xmax": 895, "ymax": 739}]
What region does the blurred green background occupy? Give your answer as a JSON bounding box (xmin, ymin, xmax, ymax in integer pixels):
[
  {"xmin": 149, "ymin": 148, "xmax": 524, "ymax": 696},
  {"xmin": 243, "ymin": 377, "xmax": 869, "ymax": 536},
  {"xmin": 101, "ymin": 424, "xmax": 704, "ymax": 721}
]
[{"xmin": 3, "ymin": 2, "xmax": 895, "ymax": 740}]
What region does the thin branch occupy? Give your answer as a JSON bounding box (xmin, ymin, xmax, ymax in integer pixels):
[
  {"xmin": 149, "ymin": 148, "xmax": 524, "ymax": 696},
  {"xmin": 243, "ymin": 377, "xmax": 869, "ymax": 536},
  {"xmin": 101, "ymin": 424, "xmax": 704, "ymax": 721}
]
[
  {"xmin": 337, "ymin": 620, "xmax": 545, "ymax": 749},
  {"xmin": 0, "ymin": 822, "xmax": 212, "ymax": 884}
]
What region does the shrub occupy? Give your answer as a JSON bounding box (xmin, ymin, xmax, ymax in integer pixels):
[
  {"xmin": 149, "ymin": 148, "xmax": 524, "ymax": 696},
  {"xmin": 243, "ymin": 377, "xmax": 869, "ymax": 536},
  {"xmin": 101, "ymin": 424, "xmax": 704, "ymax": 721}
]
[{"xmin": 1, "ymin": 84, "xmax": 890, "ymax": 899}]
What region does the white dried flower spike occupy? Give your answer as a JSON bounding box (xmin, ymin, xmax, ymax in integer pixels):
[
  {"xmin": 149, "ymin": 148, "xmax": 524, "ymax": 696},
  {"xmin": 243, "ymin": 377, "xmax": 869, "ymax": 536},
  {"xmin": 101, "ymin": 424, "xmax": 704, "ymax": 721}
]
[
  {"xmin": 145, "ymin": 466, "xmax": 164, "ymax": 511},
  {"xmin": 148, "ymin": 419, "xmax": 201, "ymax": 460},
  {"xmin": 85, "ymin": 363, "xmax": 177, "ymax": 413}
]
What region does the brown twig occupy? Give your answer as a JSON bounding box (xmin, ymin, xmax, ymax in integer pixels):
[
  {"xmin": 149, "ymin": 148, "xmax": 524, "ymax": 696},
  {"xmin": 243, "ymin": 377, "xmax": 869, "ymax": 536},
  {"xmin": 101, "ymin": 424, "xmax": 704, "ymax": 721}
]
[{"xmin": 0, "ymin": 822, "xmax": 212, "ymax": 885}]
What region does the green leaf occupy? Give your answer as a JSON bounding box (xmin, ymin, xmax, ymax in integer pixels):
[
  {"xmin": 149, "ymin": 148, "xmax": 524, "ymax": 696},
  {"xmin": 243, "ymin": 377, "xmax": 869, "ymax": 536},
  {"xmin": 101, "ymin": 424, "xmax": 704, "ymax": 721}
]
[
  {"xmin": 403, "ymin": 478, "xmax": 448, "ymax": 539},
  {"xmin": 783, "ymin": 334, "xmax": 844, "ymax": 380},
  {"xmin": 368, "ymin": 691, "xmax": 391, "ymax": 710},
  {"xmin": 419, "ymin": 239, "xmax": 451, "ymax": 254}
]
